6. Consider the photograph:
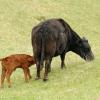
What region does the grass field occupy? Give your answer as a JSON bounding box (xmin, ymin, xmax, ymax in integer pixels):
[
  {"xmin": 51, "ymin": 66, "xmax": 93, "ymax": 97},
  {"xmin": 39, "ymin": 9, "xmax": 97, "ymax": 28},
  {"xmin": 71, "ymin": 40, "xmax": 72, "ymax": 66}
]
[{"xmin": 0, "ymin": 0, "xmax": 100, "ymax": 100}]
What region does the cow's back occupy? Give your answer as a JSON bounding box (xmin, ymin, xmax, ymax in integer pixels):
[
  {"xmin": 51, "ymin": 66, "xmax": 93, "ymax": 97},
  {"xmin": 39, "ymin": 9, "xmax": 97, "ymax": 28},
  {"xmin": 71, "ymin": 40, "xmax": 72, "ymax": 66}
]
[{"xmin": 32, "ymin": 19, "xmax": 68, "ymax": 60}]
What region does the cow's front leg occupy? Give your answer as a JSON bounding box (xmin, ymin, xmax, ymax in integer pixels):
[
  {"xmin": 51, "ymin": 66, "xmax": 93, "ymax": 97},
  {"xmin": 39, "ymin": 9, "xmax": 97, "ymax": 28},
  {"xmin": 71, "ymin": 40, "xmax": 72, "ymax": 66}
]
[
  {"xmin": 60, "ymin": 53, "xmax": 66, "ymax": 69},
  {"xmin": 48, "ymin": 58, "xmax": 52, "ymax": 73}
]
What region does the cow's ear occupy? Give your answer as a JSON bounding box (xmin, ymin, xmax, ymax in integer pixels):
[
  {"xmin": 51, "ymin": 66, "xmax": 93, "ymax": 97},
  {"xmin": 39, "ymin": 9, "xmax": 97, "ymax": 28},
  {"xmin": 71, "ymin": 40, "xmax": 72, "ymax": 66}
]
[
  {"xmin": 82, "ymin": 37, "xmax": 88, "ymax": 42},
  {"xmin": 82, "ymin": 37, "xmax": 86, "ymax": 40},
  {"xmin": 76, "ymin": 39, "xmax": 82, "ymax": 46},
  {"xmin": 76, "ymin": 39, "xmax": 81, "ymax": 43}
]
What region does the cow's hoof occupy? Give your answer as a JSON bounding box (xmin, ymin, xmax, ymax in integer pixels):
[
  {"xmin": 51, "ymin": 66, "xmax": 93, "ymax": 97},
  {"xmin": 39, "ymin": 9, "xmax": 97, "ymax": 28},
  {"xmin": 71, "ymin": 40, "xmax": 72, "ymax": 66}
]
[
  {"xmin": 35, "ymin": 77, "xmax": 41, "ymax": 80},
  {"xmin": 43, "ymin": 78, "xmax": 48, "ymax": 81},
  {"xmin": 48, "ymin": 69, "xmax": 51, "ymax": 73},
  {"xmin": 61, "ymin": 66, "xmax": 66, "ymax": 69}
]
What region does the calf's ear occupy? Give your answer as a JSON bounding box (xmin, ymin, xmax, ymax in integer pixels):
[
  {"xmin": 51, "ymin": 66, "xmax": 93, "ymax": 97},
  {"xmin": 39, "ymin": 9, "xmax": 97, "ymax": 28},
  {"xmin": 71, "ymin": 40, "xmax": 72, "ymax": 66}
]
[{"xmin": 28, "ymin": 57, "xmax": 33, "ymax": 61}]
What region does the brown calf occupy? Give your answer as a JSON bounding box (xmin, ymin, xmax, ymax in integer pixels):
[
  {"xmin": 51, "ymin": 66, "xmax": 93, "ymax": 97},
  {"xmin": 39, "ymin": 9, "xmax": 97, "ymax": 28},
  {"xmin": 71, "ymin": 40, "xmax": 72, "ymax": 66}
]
[{"xmin": 0, "ymin": 54, "xmax": 36, "ymax": 88}]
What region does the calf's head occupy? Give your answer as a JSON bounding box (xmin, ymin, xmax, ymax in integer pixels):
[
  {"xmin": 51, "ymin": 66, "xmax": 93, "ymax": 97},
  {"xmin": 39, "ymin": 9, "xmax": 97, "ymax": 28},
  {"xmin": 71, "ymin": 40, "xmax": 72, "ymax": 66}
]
[{"xmin": 72, "ymin": 37, "xmax": 94, "ymax": 61}]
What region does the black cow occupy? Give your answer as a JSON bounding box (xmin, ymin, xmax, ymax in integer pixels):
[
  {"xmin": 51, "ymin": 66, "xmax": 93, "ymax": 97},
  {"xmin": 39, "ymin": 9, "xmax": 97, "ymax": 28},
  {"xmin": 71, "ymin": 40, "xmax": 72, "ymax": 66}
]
[{"xmin": 31, "ymin": 18, "xmax": 94, "ymax": 81}]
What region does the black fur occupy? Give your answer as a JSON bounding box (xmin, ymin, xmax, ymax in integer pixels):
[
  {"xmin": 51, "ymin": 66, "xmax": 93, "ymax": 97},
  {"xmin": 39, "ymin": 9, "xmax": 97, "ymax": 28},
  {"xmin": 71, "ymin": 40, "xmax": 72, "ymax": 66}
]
[{"xmin": 31, "ymin": 18, "xmax": 94, "ymax": 81}]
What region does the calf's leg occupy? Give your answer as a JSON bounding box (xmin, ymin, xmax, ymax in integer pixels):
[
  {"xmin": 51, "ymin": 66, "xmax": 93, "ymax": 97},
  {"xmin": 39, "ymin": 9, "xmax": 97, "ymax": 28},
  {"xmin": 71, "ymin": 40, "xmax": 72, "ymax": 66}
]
[
  {"xmin": 23, "ymin": 68, "xmax": 29, "ymax": 82},
  {"xmin": 27, "ymin": 68, "xmax": 32, "ymax": 79},
  {"xmin": 6, "ymin": 70, "xmax": 12, "ymax": 88},
  {"xmin": 0, "ymin": 67, "xmax": 6, "ymax": 88}
]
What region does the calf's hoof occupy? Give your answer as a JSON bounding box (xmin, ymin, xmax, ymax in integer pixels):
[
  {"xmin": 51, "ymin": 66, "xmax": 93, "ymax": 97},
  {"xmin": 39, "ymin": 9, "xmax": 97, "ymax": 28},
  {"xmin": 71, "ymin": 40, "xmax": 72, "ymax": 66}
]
[
  {"xmin": 29, "ymin": 76, "xmax": 32, "ymax": 79},
  {"xmin": 0, "ymin": 85, "xmax": 4, "ymax": 88},
  {"xmin": 8, "ymin": 85, "xmax": 11, "ymax": 88},
  {"xmin": 25, "ymin": 80, "xmax": 29, "ymax": 83}
]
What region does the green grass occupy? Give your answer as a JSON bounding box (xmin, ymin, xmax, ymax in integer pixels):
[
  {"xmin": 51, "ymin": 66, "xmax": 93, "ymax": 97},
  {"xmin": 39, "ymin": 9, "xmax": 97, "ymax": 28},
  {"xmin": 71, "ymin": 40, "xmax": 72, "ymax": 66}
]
[{"xmin": 0, "ymin": 0, "xmax": 100, "ymax": 100}]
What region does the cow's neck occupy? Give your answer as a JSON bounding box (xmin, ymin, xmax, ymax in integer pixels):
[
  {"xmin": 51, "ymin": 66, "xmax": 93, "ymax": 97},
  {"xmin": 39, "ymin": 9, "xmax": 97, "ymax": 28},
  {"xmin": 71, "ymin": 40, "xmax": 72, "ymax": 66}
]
[{"xmin": 68, "ymin": 30, "xmax": 81, "ymax": 51}]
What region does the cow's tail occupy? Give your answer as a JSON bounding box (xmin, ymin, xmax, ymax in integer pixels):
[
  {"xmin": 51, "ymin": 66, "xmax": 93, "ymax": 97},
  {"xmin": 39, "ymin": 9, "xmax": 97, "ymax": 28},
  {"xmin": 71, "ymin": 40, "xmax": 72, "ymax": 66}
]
[{"xmin": 40, "ymin": 35, "xmax": 45, "ymax": 69}]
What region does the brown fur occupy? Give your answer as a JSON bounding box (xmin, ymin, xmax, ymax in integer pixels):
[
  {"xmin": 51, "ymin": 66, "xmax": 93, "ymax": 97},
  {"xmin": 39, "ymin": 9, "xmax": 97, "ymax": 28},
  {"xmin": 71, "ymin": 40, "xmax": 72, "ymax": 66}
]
[{"xmin": 0, "ymin": 54, "xmax": 36, "ymax": 88}]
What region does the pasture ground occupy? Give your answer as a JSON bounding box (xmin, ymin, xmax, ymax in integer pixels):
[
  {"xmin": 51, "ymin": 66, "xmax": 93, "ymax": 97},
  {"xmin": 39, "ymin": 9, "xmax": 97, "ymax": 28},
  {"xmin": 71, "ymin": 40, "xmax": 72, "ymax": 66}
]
[{"xmin": 0, "ymin": 0, "xmax": 100, "ymax": 100}]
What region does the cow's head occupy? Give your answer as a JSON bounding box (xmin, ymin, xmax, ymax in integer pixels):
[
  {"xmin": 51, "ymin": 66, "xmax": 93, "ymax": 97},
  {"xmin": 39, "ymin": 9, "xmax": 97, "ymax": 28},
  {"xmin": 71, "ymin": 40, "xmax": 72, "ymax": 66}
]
[{"xmin": 72, "ymin": 37, "xmax": 94, "ymax": 61}]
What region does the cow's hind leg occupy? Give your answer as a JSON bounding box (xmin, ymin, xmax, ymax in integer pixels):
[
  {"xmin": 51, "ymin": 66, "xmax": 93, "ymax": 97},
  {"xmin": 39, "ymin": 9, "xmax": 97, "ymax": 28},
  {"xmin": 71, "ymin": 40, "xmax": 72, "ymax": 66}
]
[
  {"xmin": 60, "ymin": 53, "xmax": 66, "ymax": 69},
  {"xmin": 43, "ymin": 59, "xmax": 51, "ymax": 81},
  {"xmin": 35, "ymin": 61, "xmax": 41, "ymax": 80}
]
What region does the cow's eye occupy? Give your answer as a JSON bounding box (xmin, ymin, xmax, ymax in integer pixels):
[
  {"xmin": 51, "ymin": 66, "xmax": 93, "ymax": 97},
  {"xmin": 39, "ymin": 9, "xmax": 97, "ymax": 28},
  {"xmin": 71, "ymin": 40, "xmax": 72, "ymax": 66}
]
[{"xmin": 84, "ymin": 48, "xmax": 90, "ymax": 52}]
